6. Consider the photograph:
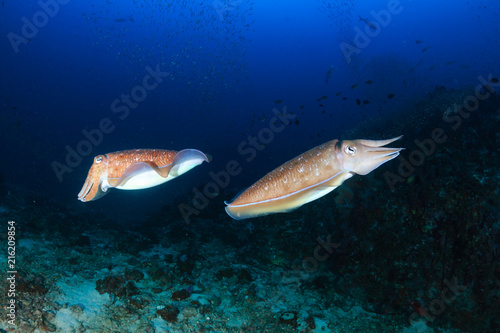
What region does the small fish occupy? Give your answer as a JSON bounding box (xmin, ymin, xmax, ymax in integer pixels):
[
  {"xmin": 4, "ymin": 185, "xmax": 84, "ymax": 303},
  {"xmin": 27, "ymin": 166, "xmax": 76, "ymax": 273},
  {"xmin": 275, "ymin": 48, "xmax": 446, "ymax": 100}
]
[
  {"xmin": 365, "ymin": 80, "xmax": 373, "ymax": 84},
  {"xmin": 342, "ymin": 97, "xmax": 347, "ymax": 101},
  {"xmin": 387, "ymin": 93, "xmax": 395, "ymax": 99},
  {"xmin": 363, "ymin": 100, "xmax": 370, "ymax": 104},
  {"xmin": 321, "ymin": 95, "xmax": 327, "ymax": 99},
  {"xmin": 359, "ymin": 15, "xmax": 378, "ymax": 30},
  {"xmin": 295, "ymin": 119, "xmax": 299, "ymax": 125},
  {"xmin": 490, "ymin": 77, "xmax": 499, "ymax": 83},
  {"xmin": 422, "ymin": 46, "xmax": 430, "ymax": 53},
  {"xmin": 299, "ymin": 105, "xmax": 304, "ymax": 109},
  {"xmin": 274, "ymin": 99, "xmax": 282, "ymax": 104},
  {"xmin": 415, "ymin": 40, "xmax": 423, "ymax": 44},
  {"xmin": 336, "ymin": 92, "xmax": 341, "ymax": 96},
  {"xmin": 319, "ymin": 104, "xmax": 324, "ymax": 107},
  {"xmin": 350, "ymin": 84, "xmax": 358, "ymax": 89},
  {"xmin": 356, "ymin": 99, "xmax": 361, "ymax": 106},
  {"xmin": 325, "ymin": 65, "xmax": 334, "ymax": 84},
  {"xmin": 322, "ymin": 110, "xmax": 326, "ymax": 114}
]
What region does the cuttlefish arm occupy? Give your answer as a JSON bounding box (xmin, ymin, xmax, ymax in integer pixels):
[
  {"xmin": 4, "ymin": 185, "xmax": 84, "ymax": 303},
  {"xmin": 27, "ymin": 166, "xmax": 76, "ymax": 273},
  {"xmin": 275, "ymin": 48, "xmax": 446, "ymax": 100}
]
[
  {"xmin": 225, "ymin": 136, "xmax": 403, "ymax": 220},
  {"xmin": 78, "ymin": 149, "xmax": 210, "ymax": 202}
]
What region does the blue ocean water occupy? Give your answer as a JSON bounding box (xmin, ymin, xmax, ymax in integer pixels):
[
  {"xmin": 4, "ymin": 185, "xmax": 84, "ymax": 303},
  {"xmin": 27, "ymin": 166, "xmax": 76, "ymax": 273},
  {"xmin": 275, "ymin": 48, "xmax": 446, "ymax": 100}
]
[
  {"xmin": 1, "ymin": 0, "xmax": 497, "ymax": 220},
  {"xmin": 0, "ymin": 0, "xmax": 499, "ymax": 331}
]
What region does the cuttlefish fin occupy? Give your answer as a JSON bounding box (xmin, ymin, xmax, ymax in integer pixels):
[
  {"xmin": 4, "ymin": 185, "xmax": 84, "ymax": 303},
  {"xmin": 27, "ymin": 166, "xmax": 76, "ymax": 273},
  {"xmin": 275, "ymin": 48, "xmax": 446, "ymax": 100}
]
[
  {"xmin": 169, "ymin": 149, "xmax": 210, "ymax": 178},
  {"xmin": 92, "ymin": 185, "xmax": 110, "ymax": 200},
  {"xmin": 113, "ymin": 162, "xmax": 162, "ymax": 187}
]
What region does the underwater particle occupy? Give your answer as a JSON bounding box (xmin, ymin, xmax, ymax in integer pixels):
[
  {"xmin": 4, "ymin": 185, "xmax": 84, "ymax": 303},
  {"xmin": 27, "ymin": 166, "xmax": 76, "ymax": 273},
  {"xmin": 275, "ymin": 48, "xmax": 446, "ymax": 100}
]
[
  {"xmin": 489, "ymin": 77, "xmax": 499, "ymax": 83},
  {"xmin": 363, "ymin": 100, "xmax": 370, "ymax": 104},
  {"xmin": 157, "ymin": 305, "xmax": 180, "ymax": 323},
  {"xmin": 387, "ymin": 93, "xmax": 395, "ymax": 99},
  {"xmin": 336, "ymin": 92, "xmax": 341, "ymax": 96},
  {"xmin": 295, "ymin": 119, "xmax": 299, "ymax": 125},
  {"xmin": 356, "ymin": 99, "xmax": 361, "ymax": 105},
  {"xmin": 299, "ymin": 105, "xmax": 304, "ymax": 109},
  {"xmin": 350, "ymin": 84, "xmax": 358, "ymax": 89},
  {"xmin": 365, "ymin": 80, "xmax": 373, "ymax": 84},
  {"xmin": 274, "ymin": 99, "xmax": 282, "ymax": 104}
]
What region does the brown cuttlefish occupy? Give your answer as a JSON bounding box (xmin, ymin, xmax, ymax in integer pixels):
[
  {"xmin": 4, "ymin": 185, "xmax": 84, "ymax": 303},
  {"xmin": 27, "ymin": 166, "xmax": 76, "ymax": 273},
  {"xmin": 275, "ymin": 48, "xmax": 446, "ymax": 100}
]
[
  {"xmin": 78, "ymin": 149, "xmax": 210, "ymax": 202},
  {"xmin": 225, "ymin": 136, "xmax": 403, "ymax": 220}
]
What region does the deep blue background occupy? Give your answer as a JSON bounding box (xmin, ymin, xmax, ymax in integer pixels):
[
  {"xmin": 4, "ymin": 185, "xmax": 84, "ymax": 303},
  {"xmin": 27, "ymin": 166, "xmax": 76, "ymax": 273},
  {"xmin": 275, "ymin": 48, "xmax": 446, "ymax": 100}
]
[{"xmin": 0, "ymin": 0, "xmax": 498, "ymax": 223}]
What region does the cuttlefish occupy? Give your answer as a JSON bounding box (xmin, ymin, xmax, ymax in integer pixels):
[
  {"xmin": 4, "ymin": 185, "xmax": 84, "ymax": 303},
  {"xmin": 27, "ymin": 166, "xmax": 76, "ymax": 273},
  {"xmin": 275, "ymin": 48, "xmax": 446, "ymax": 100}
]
[
  {"xmin": 78, "ymin": 149, "xmax": 210, "ymax": 202},
  {"xmin": 225, "ymin": 136, "xmax": 403, "ymax": 220}
]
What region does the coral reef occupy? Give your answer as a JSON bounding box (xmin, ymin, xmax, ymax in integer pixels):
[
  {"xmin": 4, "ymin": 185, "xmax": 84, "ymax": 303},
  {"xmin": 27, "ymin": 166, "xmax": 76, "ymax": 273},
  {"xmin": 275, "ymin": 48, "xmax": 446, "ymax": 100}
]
[{"xmin": 0, "ymin": 87, "xmax": 497, "ymax": 332}]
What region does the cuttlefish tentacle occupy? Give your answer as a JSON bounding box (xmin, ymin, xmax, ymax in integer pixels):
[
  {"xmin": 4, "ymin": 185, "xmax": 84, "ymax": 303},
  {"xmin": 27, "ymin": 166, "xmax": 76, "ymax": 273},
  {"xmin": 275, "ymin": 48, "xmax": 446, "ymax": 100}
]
[
  {"xmin": 225, "ymin": 136, "xmax": 403, "ymax": 220},
  {"xmin": 78, "ymin": 149, "xmax": 210, "ymax": 202},
  {"xmin": 77, "ymin": 154, "xmax": 109, "ymax": 201}
]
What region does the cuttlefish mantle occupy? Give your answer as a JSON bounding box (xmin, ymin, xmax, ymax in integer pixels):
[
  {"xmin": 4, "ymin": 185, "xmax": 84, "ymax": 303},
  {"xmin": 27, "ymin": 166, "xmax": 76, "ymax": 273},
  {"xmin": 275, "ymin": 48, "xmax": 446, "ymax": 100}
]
[
  {"xmin": 225, "ymin": 136, "xmax": 403, "ymax": 220},
  {"xmin": 78, "ymin": 149, "xmax": 210, "ymax": 202}
]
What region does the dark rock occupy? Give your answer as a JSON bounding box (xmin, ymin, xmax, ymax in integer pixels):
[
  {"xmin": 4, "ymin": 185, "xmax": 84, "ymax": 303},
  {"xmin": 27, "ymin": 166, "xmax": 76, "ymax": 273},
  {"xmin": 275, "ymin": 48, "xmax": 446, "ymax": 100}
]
[
  {"xmin": 216, "ymin": 268, "xmax": 235, "ymax": 280},
  {"xmin": 238, "ymin": 268, "xmax": 253, "ymax": 282},
  {"xmin": 124, "ymin": 269, "xmax": 144, "ymax": 282},
  {"xmin": 171, "ymin": 289, "xmax": 190, "ymax": 301},
  {"xmin": 18, "ymin": 275, "xmax": 48, "ymax": 295},
  {"xmin": 74, "ymin": 234, "xmax": 91, "ymax": 247},
  {"xmin": 96, "ymin": 276, "xmax": 139, "ymax": 297},
  {"xmin": 157, "ymin": 305, "xmax": 180, "ymax": 323}
]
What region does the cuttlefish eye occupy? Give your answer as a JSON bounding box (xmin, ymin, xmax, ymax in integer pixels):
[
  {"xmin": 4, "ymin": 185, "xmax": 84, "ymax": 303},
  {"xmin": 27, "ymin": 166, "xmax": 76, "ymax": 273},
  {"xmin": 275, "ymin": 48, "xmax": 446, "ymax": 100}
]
[
  {"xmin": 344, "ymin": 145, "xmax": 357, "ymax": 156},
  {"xmin": 95, "ymin": 155, "xmax": 103, "ymax": 163}
]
